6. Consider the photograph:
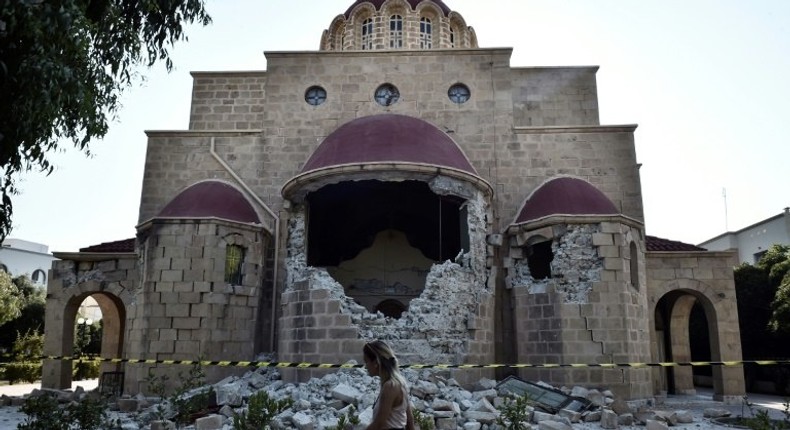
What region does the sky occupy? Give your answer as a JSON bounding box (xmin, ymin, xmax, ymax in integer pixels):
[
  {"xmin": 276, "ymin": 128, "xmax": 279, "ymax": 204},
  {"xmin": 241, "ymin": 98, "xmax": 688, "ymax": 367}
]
[{"xmin": 8, "ymin": 0, "xmax": 790, "ymax": 253}]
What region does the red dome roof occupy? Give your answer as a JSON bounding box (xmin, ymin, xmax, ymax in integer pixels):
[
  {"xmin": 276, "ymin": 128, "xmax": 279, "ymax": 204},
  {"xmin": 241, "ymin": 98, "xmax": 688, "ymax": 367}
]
[
  {"xmin": 158, "ymin": 181, "xmax": 260, "ymax": 224},
  {"xmin": 514, "ymin": 177, "xmax": 619, "ymax": 224},
  {"xmin": 344, "ymin": 0, "xmax": 451, "ymax": 17},
  {"xmin": 300, "ymin": 114, "xmax": 477, "ymax": 175}
]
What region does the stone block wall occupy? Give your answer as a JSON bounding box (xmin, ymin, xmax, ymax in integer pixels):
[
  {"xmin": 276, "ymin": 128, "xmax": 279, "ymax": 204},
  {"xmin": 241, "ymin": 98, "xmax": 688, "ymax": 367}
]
[
  {"xmin": 42, "ymin": 256, "xmax": 137, "ymax": 390},
  {"xmin": 507, "ymin": 219, "xmax": 652, "ymax": 399},
  {"xmin": 511, "ymin": 67, "xmax": 600, "ymax": 127},
  {"xmin": 189, "ymin": 72, "xmax": 267, "ymax": 130},
  {"xmin": 645, "ymin": 250, "xmax": 744, "ymax": 402},
  {"xmin": 125, "ymin": 219, "xmax": 267, "ymax": 394}
]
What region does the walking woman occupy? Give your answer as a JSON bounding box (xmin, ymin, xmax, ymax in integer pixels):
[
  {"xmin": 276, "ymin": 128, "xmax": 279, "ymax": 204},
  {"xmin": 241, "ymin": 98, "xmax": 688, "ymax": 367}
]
[{"xmin": 363, "ymin": 340, "xmax": 415, "ymax": 430}]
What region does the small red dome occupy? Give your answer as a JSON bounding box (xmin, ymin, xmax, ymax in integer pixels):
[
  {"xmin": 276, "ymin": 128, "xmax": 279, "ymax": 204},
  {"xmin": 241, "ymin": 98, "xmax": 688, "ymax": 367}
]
[
  {"xmin": 158, "ymin": 181, "xmax": 260, "ymax": 224},
  {"xmin": 514, "ymin": 177, "xmax": 619, "ymax": 224},
  {"xmin": 300, "ymin": 114, "xmax": 477, "ymax": 175},
  {"xmin": 344, "ymin": 0, "xmax": 451, "ymax": 17}
]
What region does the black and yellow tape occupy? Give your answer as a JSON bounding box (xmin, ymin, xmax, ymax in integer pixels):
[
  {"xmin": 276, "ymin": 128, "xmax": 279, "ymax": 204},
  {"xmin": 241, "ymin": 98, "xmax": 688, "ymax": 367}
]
[{"xmin": 29, "ymin": 356, "xmax": 790, "ymax": 369}]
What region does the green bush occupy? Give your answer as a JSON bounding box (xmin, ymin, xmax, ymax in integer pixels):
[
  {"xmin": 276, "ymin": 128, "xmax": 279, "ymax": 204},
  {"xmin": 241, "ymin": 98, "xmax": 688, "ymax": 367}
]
[
  {"xmin": 3, "ymin": 361, "xmax": 41, "ymax": 384},
  {"xmin": 18, "ymin": 392, "xmax": 121, "ymax": 430},
  {"xmin": 73, "ymin": 360, "xmax": 101, "ymax": 380}
]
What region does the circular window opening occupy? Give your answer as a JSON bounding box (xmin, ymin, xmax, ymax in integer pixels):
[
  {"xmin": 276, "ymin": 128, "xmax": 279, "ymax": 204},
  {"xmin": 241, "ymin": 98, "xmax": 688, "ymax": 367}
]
[
  {"xmin": 374, "ymin": 83, "xmax": 400, "ymax": 106},
  {"xmin": 305, "ymin": 86, "xmax": 327, "ymax": 106},
  {"xmin": 448, "ymin": 83, "xmax": 471, "ymax": 104}
]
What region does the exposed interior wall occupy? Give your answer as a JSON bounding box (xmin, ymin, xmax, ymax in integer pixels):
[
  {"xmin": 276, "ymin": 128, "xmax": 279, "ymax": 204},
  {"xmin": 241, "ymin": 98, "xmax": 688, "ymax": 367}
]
[
  {"xmin": 280, "ymin": 180, "xmax": 494, "ymax": 385},
  {"xmin": 506, "ymin": 220, "xmax": 653, "ymax": 400}
]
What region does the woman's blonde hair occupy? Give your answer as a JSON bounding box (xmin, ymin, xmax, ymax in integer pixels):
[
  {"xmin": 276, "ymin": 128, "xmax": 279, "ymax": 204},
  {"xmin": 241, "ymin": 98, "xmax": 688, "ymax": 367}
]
[{"xmin": 363, "ymin": 340, "xmax": 407, "ymax": 388}]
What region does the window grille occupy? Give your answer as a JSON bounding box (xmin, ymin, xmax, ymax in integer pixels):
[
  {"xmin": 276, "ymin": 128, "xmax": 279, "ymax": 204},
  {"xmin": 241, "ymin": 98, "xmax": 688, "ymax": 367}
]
[
  {"xmin": 390, "ymin": 15, "xmax": 403, "ymax": 48},
  {"xmin": 225, "ymin": 244, "xmax": 245, "ymax": 285},
  {"xmin": 361, "ymin": 18, "xmax": 374, "ymax": 50},
  {"xmin": 419, "ymin": 17, "xmax": 432, "ymax": 49}
]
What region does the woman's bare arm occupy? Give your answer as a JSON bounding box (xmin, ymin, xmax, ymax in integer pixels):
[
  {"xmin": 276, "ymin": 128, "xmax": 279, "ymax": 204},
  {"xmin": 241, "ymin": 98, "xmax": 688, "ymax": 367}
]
[{"xmin": 366, "ymin": 381, "xmax": 401, "ymax": 430}]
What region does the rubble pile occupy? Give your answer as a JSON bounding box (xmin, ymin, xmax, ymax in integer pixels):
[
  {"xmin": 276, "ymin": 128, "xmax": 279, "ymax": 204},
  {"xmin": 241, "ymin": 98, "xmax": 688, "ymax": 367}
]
[{"xmin": 67, "ymin": 365, "xmax": 705, "ymax": 430}]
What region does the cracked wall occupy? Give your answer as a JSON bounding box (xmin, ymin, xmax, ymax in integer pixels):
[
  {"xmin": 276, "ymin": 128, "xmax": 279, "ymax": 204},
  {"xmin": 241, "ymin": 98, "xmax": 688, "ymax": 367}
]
[
  {"xmin": 506, "ymin": 220, "xmax": 653, "ymax": 399},
  {"xmin": 279, "ymin": 183, "xmax": 494, "ymax": 384}
]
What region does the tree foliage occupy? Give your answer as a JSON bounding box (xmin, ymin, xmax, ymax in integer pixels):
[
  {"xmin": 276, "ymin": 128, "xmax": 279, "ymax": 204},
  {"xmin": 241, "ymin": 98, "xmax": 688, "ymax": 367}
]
[
  {"xmin": 0, "ymin": 0, "xmax": 212, "ymax": 240},
  {"xmin": 0, "ymin": 270, "xmax": 23, "ymax": 325},
  {"xmin": 763, "ymin": 245, "xmax": 790, "ymax": 332},
  {"xmin": 0, "ymin": 274, "xmax": 45, "ymax": 350}
]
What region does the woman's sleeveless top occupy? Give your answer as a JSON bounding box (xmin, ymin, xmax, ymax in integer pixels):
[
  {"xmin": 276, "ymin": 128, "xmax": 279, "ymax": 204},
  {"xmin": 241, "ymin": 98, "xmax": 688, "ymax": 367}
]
[{"xmin": 372, "ymin": 383, "xmax": 408, "ymax": 429}]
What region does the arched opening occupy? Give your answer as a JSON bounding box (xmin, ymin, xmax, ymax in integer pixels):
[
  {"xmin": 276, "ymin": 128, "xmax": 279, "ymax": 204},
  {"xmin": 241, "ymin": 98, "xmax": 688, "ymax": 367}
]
[
  {"xmin": 654, "ymin": 290, "xmax": 719, "ymax": 395},
  {"xmin": 375, "ymin": 299, "xmax": 407, "ymax": 319}
]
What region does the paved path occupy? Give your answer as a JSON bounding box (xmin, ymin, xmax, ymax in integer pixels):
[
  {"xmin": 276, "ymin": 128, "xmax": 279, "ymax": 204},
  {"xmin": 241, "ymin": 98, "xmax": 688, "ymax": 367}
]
[{"xmin": 0, "ymin": 379, "xmax": 99, "ymax": 397}]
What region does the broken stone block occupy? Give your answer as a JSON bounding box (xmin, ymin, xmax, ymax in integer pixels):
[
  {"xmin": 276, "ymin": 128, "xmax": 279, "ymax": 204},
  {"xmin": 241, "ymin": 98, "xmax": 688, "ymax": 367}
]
[
  {"xmin": 332, "ymin": 383, "xmax": 362, "ymax": 404},
  {"xmin": 570, "ymin": 386, "xmax": 589, "ymax": 398},
  {"xmin": 413, "ymin": 380, "xmax": 440, "ymax": 398},
  {"xmin": 218, "ymin": 404, "xmax": 235, "ymax": 418},
  {"xmin": 215, "ymin": 382, "xmax": 244, "ymax": 407},
  {"xmin": 433, "ymin": 411, "xmax": 455, "ymax": 419},
  {"xmin": 292, "ymin": 411, "xmax": 315, "ymax": 430},
  {"xmin": 463, "ymin": 422, "xmax": 482, "ymax": 430},
  {"xmin": 533, "ymin": 411, "xmax": 553, "ymax": 423},
  {"xmin": 150, "ymin": 420, "xmax": 177, "ymax": 430},
  {"xmin": 432, "ymin": 399, "xmax": 456, "ymax": 411},
  {"xmin": 646, "ymin": 419, "xmax": 669, "ymax": 430},
  {"xmin": 463, "ymin": 410, "xmax": 498, "ymax": 424},
  {"xmin": 617, "ymin": 413, "xmax": 634, "ymax": 426},
  {"xmin": 675, "ymin": 410, "xmax": 694, "ymax": 423},
  {"xmin": 195, "ymin": 414, "xmax": 224, "ymax": 430},
  {"xmin": 470, "ymin": 397, "xmax": 497, "ymax": 413},
  {"xmin": 558, "ymin": 409, "xmax": 581, "ymax": 423},
  {"xmin": 610, "ymin": 398, "xmax": 631, "ymax": 415},
  {"xmin": 600, "ymin": 409, "xmax": 619, "ymax": 429},
  {"xmin": 538, "ymin": 420, "xmax": 572, "ymax": 430},
  {"xmin": 703, "ymin": 408, "xmax": 731, "ymax": 418},
  {"xmin": 653, "ymin": 410, "xmax": 678, "ymax": 425},
  {"xmin": 436, "ymin": 417, "xmax": 457, "ymax": 430},
  {"xmin": 582, "ymin": 410, "xmax": 602, "ymax": 422},
  {"xmin": 471, "ymin": 389, "xmax": 497, "ymax": 401},
  {"xmin": 586, "ymin": 389, "xmax": 605, "ymax": 407},
  {"xmin": 474, "ymin": 378, "xmax": 498, "ymax": 391}
]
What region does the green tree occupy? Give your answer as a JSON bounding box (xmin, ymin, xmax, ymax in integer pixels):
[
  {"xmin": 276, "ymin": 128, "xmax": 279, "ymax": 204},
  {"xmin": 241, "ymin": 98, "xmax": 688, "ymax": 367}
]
[
  {"xmin": 0, "ymin": 270, "xmax": 22, "ymax": 325},
  {"xmin": 764, "ymin": 245, "xmax": 790, "ymax": 332},
  {"xmin": 0, "ymin": 275, "xmax": 45, "ymax": 352},
  {"xmin": 0, "ymin": 0, "xmax": 212, "ymax": 240}
]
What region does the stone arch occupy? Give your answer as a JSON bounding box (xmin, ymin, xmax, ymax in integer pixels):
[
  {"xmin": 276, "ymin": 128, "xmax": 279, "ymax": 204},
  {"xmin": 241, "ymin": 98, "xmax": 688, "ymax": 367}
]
[
  {"xmin": 42, "ymin": 280, "xmax": 132, "ymax": 390},
  {"xmin": 448, "ymin": 12, "xmax": 471, "ymax": 48},
  {"xmin": 382, "ymin": 0, "xmax": 409, "ymax": 49},
  {"xmin": 415, "ymin": 3, "xmax": 441, "ymax": 49},
  {"xmin": 651, "ymin": 280, "xmax": 744, "ymax": 402},
  {"xmin": 321, "ymin": 16, "xmax": 347, "ymax": 50},
  {"xmin": 347, "ymin": 4, "xmax": 377, "ymax": 50}
]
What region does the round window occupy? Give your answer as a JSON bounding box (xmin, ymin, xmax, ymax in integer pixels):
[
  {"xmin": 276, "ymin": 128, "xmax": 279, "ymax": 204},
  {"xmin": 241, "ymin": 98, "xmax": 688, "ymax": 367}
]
[
  {"xmin": 374, "ymin": 83, "xmax": 400, "ymax": 106},
  {"xmin": 305, "ymin": 86, "xmax": 327, "ymax": 106},
  {"xmin": 448, "ymin": 83, "xmax": 471, "ymax": 104}
]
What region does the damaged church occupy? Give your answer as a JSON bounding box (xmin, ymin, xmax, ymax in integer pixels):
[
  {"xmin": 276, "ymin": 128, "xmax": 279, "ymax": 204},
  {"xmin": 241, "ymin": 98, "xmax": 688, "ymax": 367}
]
[{"xmin": 42, "ymin": 0, "xmax": 745, "ymax": 402}]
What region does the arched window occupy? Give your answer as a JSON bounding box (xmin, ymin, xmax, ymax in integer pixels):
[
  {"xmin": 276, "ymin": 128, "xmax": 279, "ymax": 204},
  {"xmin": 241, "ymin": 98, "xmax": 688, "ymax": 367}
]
[
  {"xmin": 449, "ymin": 27, "xmax": 455, "ymax": 48},
  {"xmin": 361, "ymin": 18, "xmax": 374, "ymax": 50},
  {"xmin": 32, "ymin": 269, "xmax": 46, "ymax": 284},
  {"xmin": 630, "ymin": 241, "xmax": 640, "ymax": 289},
  {"xmin": 419, "ymin": 17, "xmax": 432, "ymax": 49},
  {"xmin": 225, "ymin": 244, "xmax": 245, "ymax": 285},
  {"xmin": 389, "ymin": 15, "xmax": 403, "ymax": 48}
]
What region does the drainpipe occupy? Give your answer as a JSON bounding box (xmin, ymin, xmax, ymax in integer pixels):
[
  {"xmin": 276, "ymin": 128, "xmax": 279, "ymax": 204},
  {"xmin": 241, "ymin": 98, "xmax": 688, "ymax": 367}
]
[{"xmin": 209, "ymin": 137, "xmax": 280, "ymax": 352}]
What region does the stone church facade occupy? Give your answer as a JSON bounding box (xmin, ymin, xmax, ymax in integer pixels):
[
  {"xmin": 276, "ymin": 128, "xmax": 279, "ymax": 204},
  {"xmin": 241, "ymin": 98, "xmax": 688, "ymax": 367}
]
[{"xmin": 42, "ymin": 0, "xmax": 745, "ymax": 402}]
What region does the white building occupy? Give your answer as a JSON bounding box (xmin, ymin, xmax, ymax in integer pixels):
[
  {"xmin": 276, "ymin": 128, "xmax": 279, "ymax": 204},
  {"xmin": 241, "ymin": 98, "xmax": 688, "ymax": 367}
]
[
  {"xmin": 0, "ymin": 238, "xmax": 56, "ymax": 285},
  {"xmin": 698, "ymin": 207, "xmax": 790, "ymax": 264}
]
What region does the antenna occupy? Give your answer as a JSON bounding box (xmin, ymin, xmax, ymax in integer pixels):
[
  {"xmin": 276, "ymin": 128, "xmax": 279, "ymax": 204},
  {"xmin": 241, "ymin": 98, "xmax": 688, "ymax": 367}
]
[{"xmin": 722, "ymin": 188, "xmax": 729, "ymax": 231}]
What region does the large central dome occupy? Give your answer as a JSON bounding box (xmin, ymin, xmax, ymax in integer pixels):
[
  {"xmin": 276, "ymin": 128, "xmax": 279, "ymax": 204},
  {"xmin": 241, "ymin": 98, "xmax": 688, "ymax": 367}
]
[{"xmin": 321, "ymin": 0, "xmax": 477, "ymax": 51}]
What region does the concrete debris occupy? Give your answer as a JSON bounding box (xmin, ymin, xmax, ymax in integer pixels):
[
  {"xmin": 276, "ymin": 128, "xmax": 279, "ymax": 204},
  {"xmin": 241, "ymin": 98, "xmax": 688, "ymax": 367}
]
[{"xmin": 4, "ymin": 368, "xmax": 720, "ymax": 430}]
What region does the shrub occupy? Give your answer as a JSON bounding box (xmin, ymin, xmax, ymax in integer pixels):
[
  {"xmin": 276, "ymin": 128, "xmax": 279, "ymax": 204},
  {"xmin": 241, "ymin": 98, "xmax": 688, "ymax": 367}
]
[
  {"xmin": 3, "ymin": 361, "xmax": 41, "ymax": 384},
  {"xmin": 73, "ymin": 359, "xmax": 101, "ymax": 380},
  {"xmin": 18, "ymin": 392, "xmax": 121, "ymax": 430},
  {"xmin": 232, "ymin": 390, "xmax": 293, "ymax": 430}
]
